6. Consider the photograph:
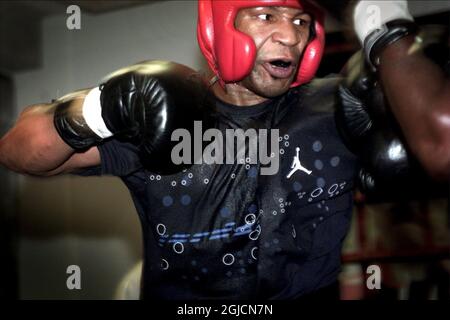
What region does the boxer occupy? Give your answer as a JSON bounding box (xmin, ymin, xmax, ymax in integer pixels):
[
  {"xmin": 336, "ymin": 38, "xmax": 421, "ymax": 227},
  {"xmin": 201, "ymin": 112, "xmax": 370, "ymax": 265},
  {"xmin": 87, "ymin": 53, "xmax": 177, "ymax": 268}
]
[{"xmin": 0, "ymin": 0, "xmax": 445, "ymax": 299}]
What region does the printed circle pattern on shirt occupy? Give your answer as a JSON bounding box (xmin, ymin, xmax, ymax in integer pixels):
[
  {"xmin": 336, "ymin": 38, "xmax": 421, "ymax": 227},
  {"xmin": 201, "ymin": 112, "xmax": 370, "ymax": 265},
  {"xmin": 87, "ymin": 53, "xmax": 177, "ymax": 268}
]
[{"xmin": 86, "ymin": 75, "xmax": 358, "ymax": 299}]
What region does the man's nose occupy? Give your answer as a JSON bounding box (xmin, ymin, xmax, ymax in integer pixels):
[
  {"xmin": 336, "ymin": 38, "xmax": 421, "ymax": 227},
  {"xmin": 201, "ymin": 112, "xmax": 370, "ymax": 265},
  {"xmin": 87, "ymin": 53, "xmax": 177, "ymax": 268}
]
[{"xmin": 271, "ymin": 20, "xmax": 301, "ymax": 47}]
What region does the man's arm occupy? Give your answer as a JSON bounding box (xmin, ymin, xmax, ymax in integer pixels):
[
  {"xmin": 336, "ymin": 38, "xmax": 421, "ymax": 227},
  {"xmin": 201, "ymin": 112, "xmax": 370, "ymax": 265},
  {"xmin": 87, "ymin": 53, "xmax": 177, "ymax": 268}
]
[
  {"xmin": 379, "ymin": 36, "xmax": 450, "ymax": 180},
  {"xmin": 0, "ymin": 60, "xmax": 214, "ymax": 177},
  {"xmin": 353, "ymin": 0, "xmax": 450, "ymax": 180},
  {"xmin": 0, "ymin": 95, "xmax": 100, "ymax": 177}
]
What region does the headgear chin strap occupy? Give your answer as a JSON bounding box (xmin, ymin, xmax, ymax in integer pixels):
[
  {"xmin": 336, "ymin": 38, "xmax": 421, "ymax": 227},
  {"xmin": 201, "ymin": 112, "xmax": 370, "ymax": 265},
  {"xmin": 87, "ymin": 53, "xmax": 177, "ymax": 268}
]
[{"xmin": 197, "ymin": 0, "xmax": 325, "ymax": 88}]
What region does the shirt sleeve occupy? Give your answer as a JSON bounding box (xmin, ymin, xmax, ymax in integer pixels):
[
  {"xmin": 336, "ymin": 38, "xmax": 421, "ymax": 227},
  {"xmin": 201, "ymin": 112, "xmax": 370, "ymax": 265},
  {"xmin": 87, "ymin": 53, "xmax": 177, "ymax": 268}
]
[{"xmin": 71, "ymin": 138, "xmax": 143, "ymax": 177}]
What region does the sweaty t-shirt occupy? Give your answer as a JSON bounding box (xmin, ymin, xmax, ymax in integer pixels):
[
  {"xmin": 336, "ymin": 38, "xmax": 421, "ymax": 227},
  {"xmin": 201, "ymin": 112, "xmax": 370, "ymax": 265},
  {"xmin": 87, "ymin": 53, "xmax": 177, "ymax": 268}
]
[{"xmin": 76, "ymin": 76, "xmax": 359, "ymax": 299}]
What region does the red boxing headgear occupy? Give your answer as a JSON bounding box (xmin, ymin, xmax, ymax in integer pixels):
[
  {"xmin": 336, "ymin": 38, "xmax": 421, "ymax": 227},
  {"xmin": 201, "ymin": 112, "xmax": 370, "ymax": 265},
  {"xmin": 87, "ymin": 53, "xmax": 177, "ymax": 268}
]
[{"xmin": 197, "ymin": 0, "xmax": 325, "ymax": 87}]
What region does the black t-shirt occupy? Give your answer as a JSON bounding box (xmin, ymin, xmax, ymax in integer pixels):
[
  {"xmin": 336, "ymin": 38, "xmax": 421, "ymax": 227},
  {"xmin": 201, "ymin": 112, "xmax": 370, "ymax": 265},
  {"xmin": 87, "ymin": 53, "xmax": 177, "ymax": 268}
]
[{"xmin": 76, "ymin": 75, "xmax": 359, "ymax": 299}]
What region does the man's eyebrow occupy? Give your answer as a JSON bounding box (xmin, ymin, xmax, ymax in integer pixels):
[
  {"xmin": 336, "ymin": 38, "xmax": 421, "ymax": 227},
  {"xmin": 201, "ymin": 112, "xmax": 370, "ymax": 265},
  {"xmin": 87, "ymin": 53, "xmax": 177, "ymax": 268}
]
[
  {"xmin": 272, "ymin": 6, "xmax": 307, "ymax": 15},
  {"xmin": 247, "ymin": 6, "xmax": 311, "ymax": 19},
  {"xmin": 266, "ymin": 6, "xmax": 311, "ymax": 18}
]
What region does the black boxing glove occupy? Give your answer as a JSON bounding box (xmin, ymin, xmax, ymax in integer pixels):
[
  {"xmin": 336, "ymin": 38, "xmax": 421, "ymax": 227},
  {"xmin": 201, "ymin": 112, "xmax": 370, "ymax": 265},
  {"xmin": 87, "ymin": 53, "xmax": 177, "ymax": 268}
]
[
  {"xmin": 54, "ymin": 60, "xmax": 214, "ymax": 174},
  {"xmin": 337, "ymin": 51, "xmax": 446, "ymax": 202}
]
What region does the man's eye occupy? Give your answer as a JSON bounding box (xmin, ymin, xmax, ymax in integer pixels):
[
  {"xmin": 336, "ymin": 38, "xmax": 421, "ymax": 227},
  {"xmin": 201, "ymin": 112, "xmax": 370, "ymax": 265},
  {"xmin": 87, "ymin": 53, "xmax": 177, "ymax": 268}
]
[
  {"xmin": 257, "ymin": 14, "xmax": 272, "ymax": 21},
  {"xmin": 293, "ymin": 18, "xmax": 308, "ymax": 26}
]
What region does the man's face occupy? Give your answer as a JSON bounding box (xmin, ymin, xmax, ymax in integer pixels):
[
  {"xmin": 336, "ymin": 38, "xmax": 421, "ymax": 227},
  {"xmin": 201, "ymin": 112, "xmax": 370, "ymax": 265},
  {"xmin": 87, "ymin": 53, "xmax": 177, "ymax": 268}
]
[{"xmin": 234, "ymin": 6, "xmax": 312, "ymax": 98}]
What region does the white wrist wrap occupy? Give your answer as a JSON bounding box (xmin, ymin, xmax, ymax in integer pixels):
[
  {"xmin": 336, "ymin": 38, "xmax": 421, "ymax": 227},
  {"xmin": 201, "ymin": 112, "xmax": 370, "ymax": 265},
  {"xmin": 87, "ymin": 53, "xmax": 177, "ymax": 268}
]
[
  {"xmin": 82, "ymin": 87, "xmax": 113, "ymax": 139},
  {"xmin": 354, "ymin": 0, "xmax": 414, "ymax": 44}
]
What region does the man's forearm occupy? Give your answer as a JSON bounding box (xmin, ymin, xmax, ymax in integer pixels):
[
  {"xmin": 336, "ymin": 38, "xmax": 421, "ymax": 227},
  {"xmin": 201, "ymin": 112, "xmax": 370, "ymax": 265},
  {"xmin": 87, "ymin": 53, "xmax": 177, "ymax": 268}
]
[
  {"xmin": 0, "ymin": 103, "xmax": 76, "ymax": 175},
  {"xmin": 379, "ymin": 36, "xmax": 450, "ymax": 178}
]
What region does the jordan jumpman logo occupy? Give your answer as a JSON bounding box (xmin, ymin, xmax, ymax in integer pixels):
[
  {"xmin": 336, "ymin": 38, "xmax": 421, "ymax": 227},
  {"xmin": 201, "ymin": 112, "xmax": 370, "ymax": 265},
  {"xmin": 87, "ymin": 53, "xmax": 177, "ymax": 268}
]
[{"xmin": 286, "ymin": 147, "xmax": 312, "ymax": 179}]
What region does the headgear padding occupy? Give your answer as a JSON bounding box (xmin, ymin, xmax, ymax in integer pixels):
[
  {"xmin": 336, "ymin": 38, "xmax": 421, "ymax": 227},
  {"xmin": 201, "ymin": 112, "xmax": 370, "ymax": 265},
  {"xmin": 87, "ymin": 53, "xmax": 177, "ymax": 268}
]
[{"xmin": 197, "ymin": 0, "xmax": 325, "ymax": 87}]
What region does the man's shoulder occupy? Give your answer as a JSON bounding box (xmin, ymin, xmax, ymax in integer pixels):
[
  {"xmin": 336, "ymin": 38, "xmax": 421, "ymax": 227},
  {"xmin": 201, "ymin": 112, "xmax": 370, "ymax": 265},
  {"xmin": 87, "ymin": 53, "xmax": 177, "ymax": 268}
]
[
  {"xmin": 294, "ymin": 74, "xmax": 343, "ymax": 114},
  {"xmin": 306, "ymin": 74, "xmax": 343, "ymax": 94}
]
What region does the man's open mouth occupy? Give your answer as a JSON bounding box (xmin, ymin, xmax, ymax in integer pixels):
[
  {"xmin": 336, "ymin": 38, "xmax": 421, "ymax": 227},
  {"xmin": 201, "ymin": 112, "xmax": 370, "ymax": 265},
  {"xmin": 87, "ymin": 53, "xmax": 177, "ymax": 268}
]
[
  {"xmin": 271, "ymin": 60, "xmax": 293, "ymax": 68},
  {"xmin": 263, "ymin": 59, "xmax": 296, "ymax": 79}
]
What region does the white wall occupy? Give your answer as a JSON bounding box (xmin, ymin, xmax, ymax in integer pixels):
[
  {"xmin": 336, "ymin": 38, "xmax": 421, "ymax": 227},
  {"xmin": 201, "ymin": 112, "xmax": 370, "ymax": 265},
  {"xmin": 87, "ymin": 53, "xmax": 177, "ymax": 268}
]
[
  {"xmin": 14, "ymin": 0, "xmax": 203, "ymax": 110},
  {"xmin": 12, "ymin": 0, "xmax": 202, "ymax": 299}
]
